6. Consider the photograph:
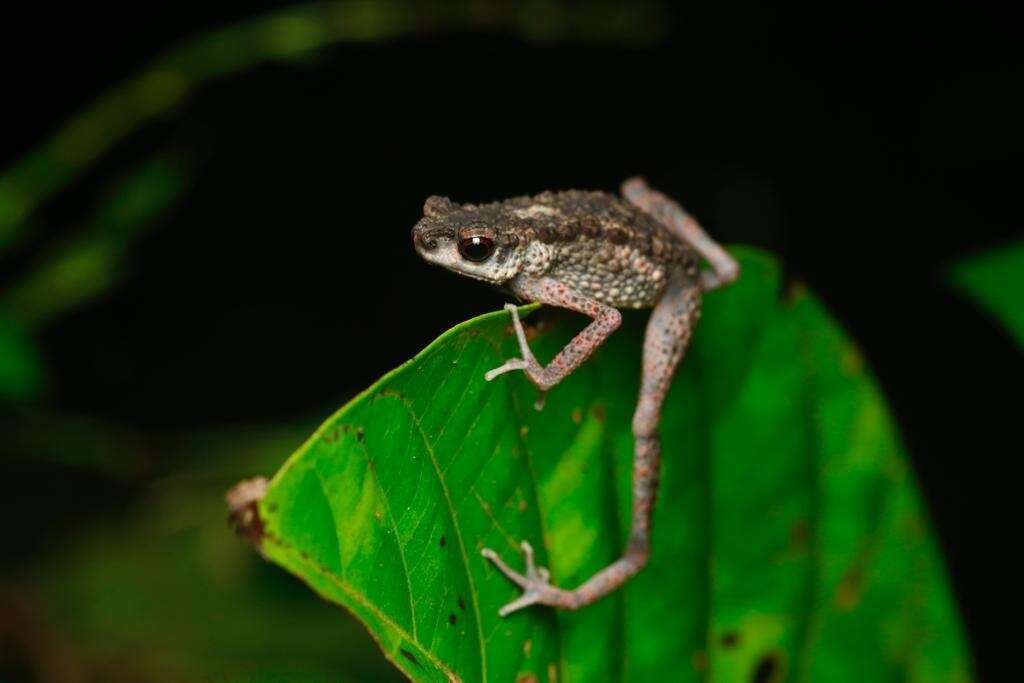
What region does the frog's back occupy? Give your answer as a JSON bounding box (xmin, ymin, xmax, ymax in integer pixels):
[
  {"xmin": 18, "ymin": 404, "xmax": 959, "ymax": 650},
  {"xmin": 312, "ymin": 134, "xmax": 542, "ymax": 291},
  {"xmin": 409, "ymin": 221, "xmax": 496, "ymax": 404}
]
[{"xmin": 501, "ymin": 190, "xmax": 699, "ymax": 309}]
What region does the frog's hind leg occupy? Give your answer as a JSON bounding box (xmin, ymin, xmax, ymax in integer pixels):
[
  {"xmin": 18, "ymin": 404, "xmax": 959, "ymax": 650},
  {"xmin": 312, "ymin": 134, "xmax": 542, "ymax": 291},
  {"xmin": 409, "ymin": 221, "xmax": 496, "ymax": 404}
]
[
  {"xmin": 621, "ymin": 176, "xmax": 739, "ymax": 291},
  {"xmin": 482, "ymin": 271, "xmax": 700, "ymax": 614}
]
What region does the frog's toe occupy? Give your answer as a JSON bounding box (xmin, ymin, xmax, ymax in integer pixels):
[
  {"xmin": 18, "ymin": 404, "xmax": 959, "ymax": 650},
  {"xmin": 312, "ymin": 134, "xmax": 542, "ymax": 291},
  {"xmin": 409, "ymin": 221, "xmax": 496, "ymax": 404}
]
[
  {"xmin": 484, "ymin": 358, "xmax": 529, "ymax": 381},
  {"xmin": 482, "ymin": 541, "xmax": 557, "ymax": 617}
]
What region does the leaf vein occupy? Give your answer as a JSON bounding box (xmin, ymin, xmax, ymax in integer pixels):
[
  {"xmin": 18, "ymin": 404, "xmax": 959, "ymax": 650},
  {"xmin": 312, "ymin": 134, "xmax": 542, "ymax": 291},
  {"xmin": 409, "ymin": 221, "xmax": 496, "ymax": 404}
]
[
  {"xmin": 262, "ymin": 534, "xmax": 457, "ymax": 681},
  {"xmin": 384, "ymin": 393, "xmax": 489, "ymax": 683},
  {"xmin": 355, "ymin": 439, "xmax": 419, "ymax": 641}
]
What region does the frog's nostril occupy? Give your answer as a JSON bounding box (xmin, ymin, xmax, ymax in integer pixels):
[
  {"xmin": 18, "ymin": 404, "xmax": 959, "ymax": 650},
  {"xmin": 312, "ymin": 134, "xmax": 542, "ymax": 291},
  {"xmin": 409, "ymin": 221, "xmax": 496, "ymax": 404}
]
[{"xmin": 413, "ymin": 231, "xmax": 438, "ymax": 251}]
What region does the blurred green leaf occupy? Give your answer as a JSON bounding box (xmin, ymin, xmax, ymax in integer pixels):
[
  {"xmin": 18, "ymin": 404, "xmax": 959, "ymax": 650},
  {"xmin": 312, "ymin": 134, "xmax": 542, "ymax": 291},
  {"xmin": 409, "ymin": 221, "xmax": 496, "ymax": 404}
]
[
  {"xmin": 3, "ymin": 155, "xmax": 189, "ymax": 329},
  {"xmin": 0, "ymin": 310, "xmax": 44, "ymax": 402},
  {"xmin": 0, "ymin": 0, "xmax": 666, "ymax": 250},
  {"xmin": 950, "ymin": 239, "xmax": 1024, "ymax": 346},
  {"xmin": 240, "ymin": 248, "xmax": 972, "ymax": 682},
  {"xmin": 27, "ymin": 428, "xmax": 402, "ymax": 683}
]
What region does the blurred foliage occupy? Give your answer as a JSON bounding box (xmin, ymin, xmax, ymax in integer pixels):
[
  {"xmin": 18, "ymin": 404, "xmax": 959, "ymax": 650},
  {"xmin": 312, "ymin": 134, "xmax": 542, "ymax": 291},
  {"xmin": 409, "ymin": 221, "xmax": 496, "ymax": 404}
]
[
  {"xmin": 0, "ymin": 0, "xmax": 666, "ymax": 251},
  {"xmin": 2, "ymin": 156, "xmax": 189, "ymax": 330},
  {"xmin": 950, "ymin": 239, "xmax": 1024, "ymax": 346},
  {"xmin": 244, "ymin": 249, "xmax": 972, "ymax": 682},
  {"xmin": 0, "ymin": 311, "xmax": 43, "ymax": 403},
  {"xmin": 4, "ymin": 423, "xmax": 403, "ymax": 682}
]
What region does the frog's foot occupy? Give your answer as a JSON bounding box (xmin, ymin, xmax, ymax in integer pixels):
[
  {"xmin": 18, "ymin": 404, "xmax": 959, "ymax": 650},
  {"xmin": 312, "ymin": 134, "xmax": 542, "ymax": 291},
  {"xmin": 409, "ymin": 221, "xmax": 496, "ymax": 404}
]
[
  {"xmin": 481, "ymin": 541, "xmax": 571, "ymax": 616},
  {"xmin": 484, "ymin": 303, "xmax": 549, "ymax": 410}
]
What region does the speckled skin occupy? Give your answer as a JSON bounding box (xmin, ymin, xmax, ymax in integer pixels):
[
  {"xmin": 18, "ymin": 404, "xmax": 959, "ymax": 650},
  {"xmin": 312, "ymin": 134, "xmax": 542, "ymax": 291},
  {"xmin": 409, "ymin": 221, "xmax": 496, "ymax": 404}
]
[
  {"xmin": 413, "ymin": 188, "xmax": 700, "ymax": 307},
  {"xmin": 412, "ymin": 177, "xmax": 739, "ymax": 615}
]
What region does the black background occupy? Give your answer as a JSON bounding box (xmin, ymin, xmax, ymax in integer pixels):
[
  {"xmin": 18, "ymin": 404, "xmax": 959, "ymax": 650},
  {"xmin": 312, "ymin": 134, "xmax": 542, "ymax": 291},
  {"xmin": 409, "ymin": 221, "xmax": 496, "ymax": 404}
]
[{"xmin": 2, "ymin": 1, "xmax": 1020, "ymax": 679}]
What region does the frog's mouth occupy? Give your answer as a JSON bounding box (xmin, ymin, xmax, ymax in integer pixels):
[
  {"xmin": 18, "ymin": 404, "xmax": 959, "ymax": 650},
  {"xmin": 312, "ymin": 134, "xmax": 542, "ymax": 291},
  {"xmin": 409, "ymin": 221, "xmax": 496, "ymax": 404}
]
[{"xmin": 420, "ymin": 249, "xmax": 503, "ymax": 285}]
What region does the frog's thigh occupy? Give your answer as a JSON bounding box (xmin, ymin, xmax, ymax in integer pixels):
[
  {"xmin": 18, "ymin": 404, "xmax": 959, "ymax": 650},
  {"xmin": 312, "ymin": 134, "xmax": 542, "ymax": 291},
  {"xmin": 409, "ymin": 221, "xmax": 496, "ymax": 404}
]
[
  {"xmin": 621, "ymin": 176, "xmax": 739, "ymax": 290},
  {"xmin": 633, "ymin": 273, "xmax": 701, "ymax": 437}
]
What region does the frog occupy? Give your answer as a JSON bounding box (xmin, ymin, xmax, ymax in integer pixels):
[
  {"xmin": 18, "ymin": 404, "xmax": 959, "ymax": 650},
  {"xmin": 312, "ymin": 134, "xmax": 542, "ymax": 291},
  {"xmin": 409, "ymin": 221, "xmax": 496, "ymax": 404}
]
[{"xmin": 411, "ymin": 177, "xmax": 739, "ymax": 616}]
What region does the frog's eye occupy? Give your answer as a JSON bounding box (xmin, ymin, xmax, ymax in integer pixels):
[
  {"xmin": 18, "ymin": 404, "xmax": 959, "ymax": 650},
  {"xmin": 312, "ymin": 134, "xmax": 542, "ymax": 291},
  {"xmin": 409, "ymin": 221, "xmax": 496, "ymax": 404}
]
[{"xmin": 457, "ymin": 235, "xmax": 495, "ymax": 262}]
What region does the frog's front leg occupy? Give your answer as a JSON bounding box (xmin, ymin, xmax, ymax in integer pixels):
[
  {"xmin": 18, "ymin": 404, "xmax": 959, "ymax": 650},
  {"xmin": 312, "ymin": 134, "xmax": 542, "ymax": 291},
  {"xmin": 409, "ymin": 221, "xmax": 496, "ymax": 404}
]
[{"xmin": 484, "ymin": 276, "xmax": 622, "ymax": 409}]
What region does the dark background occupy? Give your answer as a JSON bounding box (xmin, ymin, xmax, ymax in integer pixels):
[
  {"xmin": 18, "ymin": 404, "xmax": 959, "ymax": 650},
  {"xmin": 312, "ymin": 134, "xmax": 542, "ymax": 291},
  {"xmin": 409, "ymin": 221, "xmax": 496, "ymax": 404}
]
[{"xmin": 2, "ymin": 1, "xmax": 1020, "ymax": 680}]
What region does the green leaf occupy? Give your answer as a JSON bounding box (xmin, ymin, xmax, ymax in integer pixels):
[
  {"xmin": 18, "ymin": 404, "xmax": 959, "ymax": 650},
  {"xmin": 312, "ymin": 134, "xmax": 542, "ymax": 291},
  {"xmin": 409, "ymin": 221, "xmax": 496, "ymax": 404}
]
[
  {"xmin": 0, "ymin": 310, "xmax": 44, "ymax": 402},
  {"xmin": 238, "ymin": 247, "xmax": 972, "ymax": 682},
  {"xmin": 950, "ymin": 239, "xmax": 1024, "ymax": 346}
]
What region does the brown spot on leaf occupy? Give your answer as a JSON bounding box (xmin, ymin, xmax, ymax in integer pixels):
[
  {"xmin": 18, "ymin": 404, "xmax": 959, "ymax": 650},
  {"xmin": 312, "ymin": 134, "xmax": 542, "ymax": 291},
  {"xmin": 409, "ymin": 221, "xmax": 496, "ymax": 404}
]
[
  {"xmin": 721, "ymin": 631, "xmax": 740, "ymax": 648},
  {"xmin": 448, "ymin": 613, "xmax": 457, "ymax": 625},
  {"xmin": 691, "ymin": 650, "xmax": 707, "ymax": 671},
  {"xmin": 356, "ymin": 427, "xmax": 365, "ymax": 442},
  {"xmin": 523, "ymin": 639, "xmax": 532, "ymax": 657},
  {"xmin": 571, "ymin": 407, "xmax": 583, "ymax": 425},
  {"xmin": 836, "ymin": 565, "xmax": 865, "ymax": 610},
  {"xmin": 322, "ymin": 427, "xmax": 340, "ymax": 444},
  {"xmin": 516, "ymin": 674, "xmax": 538, "ymax": 683},
  {"xmin": 440, "ymin": 535, "xmax": 447, "ymax": 548},
  {"xmin": 751, "ymin": 652, "xmax": 783, "ymax": 683},
  {"xmin": 520, "ymin": 425, "xmax": 530, "ymax": 438},
  {"xmin": 458, "ymin": 595, "xmax": 466, "ymax": 611},
  {"xmin": 547, "ymin": 662, "xmax": 558, "ymax": 683},
  {"xmin": 780, "ymin": 278, "xmax": 808, "ymax": 305},
  {"xmin": 591, "ymin": 405, "xmax": 606, "ymax": 422},
  {"xmin": 790, "ymin": 518, "xmax": 810, "ymax": 550},
  {"xmin": 841, "ymin": 346, "xmax": 865, "ymax": 375}
]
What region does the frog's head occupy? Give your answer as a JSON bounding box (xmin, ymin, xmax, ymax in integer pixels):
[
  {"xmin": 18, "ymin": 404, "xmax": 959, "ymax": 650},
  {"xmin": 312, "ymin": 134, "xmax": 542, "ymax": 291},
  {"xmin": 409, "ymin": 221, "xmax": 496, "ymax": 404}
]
[{"xmin": 412, "ymin": 195, "xmax": 526, "ymax": 285}]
